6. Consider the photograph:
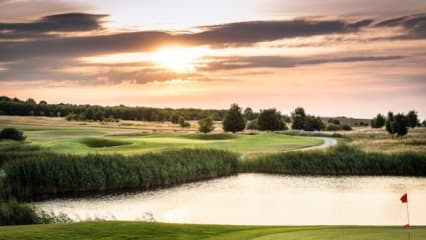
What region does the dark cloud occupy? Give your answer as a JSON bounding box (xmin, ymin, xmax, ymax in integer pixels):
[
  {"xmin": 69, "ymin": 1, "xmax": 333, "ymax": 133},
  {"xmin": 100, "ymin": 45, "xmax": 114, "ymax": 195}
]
[
  {"xmin": 0, "ymin": 16, "xmax": 374, "ymax": 60},
  {"xmin": 375, "ymin": 13, "xmax": 426, "ymax": 39},
  {"xmin": 201, "ymin": 55, "xmax": 405, "ymax": 71},
  {"xmin": 0, "ymin": 31, "xmax": 178, "ymax": 60},
  {"xmin": 186, "ymin": 19, "xmax": 370, "ymax": 46},
  {"xmin": 0, "ymin": 13, "xmax": 106, "ymax": 39}
]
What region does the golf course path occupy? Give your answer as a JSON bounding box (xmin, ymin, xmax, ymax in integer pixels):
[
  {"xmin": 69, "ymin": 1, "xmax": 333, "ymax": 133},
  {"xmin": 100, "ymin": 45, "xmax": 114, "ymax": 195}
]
[{"xmin": 298, "ymin": 137, "xmax": 337, "ymax": 151}]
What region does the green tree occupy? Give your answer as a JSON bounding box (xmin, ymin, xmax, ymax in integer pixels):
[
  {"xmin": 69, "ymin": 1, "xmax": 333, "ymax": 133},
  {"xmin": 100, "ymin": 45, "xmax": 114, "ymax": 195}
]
[
  {"xmin": 371, "ymin": 113, "xmax": 386, "ymax": 128},
  {"xmin": 243, "ymin": 107, "xmax": 256, "ymax": 121},
  {"xmin": 394, "ymin": 113, "xmax": 408, "ymax": 138},
  {"xmin": 258, "ymin": 109, "xmax": 287, "ymax": 131},
  {"xmin": 385, "ymin": 112, "xmax": 396, "ymax": 137},
  {"xmin": 304, "ymin": 116, "xmax": 325, "ymax": 131},
  {"xmin": 223, "ymin": 104, "xmax": 246, "ymax": 133},
  {"xmin": 198, "ymin": 117, "xmax": 215, "ymax": 133},
  {"xmin": 291, "ymin": 107, "xmax": 306, "ymax": 130},
  {"xmin": 178, "ymin": 116, "xmax": 190, "ymax": 128},
  {"xmin": 171, "ymin": 114, "xmax": 180, "ymax": 124},
  {"xmin": 407, "ymin": 110, "xmax": 419, "ymax": 128}
]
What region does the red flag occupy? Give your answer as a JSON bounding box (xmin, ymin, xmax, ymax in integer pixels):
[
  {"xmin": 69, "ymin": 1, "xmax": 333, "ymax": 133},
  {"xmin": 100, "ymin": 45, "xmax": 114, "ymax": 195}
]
[
  {"xmin": 403, "ymin": 224, "xmax": 410, "ymax": 229},
  {"xmin": 400, "ymin": 193, "xmax": 408, "ymax": 203}
]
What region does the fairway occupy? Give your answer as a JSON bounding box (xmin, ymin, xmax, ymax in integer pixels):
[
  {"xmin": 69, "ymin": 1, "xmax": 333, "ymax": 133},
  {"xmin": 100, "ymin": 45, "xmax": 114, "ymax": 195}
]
[
  {"xmin": 0, "ymin": 116, "xmax": 323, "ymax": 155},
  {"xmin": 0, "ymin": 222, "xmax": 424, "ymax": 240}
]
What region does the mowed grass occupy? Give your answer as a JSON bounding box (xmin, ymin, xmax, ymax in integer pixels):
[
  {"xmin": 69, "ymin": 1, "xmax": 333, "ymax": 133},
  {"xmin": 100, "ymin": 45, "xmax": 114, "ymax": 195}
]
[
  {"xmin": 0, "ymin": 222, "xmax": 424, "ymax": 240},
  {"xmin": 0, "ymin": 116, "xmax": 323, "ymax": 155},
  {"xmin": 26, "ymin": 131, "xmax": 322, "ymax": 155}
]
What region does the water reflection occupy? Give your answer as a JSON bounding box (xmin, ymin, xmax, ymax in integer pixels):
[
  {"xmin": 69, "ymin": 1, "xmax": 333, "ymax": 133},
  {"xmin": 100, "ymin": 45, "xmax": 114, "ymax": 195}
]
[{"xmin": 34, "ymin": 174, "xmax": 426, "ymax": 225}]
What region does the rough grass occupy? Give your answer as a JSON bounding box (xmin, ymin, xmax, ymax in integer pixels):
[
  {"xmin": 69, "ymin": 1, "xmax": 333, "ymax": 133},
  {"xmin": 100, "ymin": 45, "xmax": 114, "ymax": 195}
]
[
  {"xmin": 79, "ymin": 138, "xmax": 131, "ymax": 148},
  {"xmin": 0, "ymin": 222, "xmax": 424, "ymax": 240}
]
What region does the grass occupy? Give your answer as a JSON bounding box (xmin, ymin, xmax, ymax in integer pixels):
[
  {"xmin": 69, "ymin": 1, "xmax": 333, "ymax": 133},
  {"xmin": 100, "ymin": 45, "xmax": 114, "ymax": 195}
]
[
  {"xmin": 0, "ymin": 221, "xmax": 424, "ymax": 240},
  {"xmin": 0, "ymin": 116, "xmax": 324, "ymax": 155}
]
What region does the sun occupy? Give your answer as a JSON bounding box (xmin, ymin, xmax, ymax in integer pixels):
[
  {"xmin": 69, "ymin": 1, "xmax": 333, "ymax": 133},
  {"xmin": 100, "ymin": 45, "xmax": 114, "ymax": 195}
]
[{"xmin": 151, "ymin": 46, "xmax": 207, "ymax": 73}]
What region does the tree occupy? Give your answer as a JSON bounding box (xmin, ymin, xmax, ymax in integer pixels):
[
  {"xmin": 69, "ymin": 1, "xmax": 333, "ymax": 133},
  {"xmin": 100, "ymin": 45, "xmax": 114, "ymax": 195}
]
[
  {"xmin": 291, "ymin": 107, "xmax": 306, "ymax": 130},
  {"xmin": 258, "ymin": 109, "xmax": 287, "ymax": 131},
  {"xmin": 171, "ymin": 114, "xmax": 180, "ymax": 124},
  {"xmin": 243, "ymin": 107, "xmax": 256, "ymax": 121},
  {"xmin": 393, "ymin": 113, "xmax": 408, "ymax": 138},
  {"xmin": 304, "ymin": 116, "xmax": 325, "ymax": 131},
  {"xmin": 223, "ymin": 104, "xmax": 246, "ymax": 133},
  {"xmin": 179, "ymin": 116, "xmax": 190, "ymax": 128},
  {"xmin": 0, "ymin": 128, "xmax": 26, "ymax": 141},
  {"xmin": 385, "ymin": 112, "xmax": 396, "ymax": 137},
  {"xmin": 198, "ymin": 117, "xmax": 215, "ymax": 133},
  {"xmin": 422, "ymin": 120, "xmax": 426, "ymax": 127},
  {"xmin": 371, "ymin": 114, "xmax": 386, "ymax": 128},
  {"xmin": 25, "ymin": 98, "xmax": 36, "ymax": 104},
  {"xmin": 407, "ymin": 110, "xmax": 419, "ymax": 128}
]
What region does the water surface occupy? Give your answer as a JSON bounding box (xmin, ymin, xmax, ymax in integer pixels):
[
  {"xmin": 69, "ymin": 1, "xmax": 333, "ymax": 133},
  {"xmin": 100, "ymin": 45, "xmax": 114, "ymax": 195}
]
[{"xmin": 34, "ymin": 174, "xmax": 426, "ymax": 225}]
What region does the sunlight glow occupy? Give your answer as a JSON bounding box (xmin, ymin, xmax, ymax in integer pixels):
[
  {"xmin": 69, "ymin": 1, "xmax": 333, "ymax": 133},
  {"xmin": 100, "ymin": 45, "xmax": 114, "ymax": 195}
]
[{"xmin": 151, "ymin": 46, "xmax": 208, "ymax": 73}]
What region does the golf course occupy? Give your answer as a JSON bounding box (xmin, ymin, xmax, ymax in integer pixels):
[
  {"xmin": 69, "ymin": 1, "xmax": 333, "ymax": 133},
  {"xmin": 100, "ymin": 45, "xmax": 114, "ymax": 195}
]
[
  {"xmin": 0, "ymin": 222, "xmax": 425, "ymax": 240},
  {"xmin": 0, "ymin": 116, "xmax": 324, "ymax": 155}
]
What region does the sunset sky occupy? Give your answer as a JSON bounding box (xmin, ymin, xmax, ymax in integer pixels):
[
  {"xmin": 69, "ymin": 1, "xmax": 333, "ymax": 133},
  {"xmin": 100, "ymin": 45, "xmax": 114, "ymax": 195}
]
[{"xmin": 1, "ymin": 0, "xmax": 425, "ymax": 118}]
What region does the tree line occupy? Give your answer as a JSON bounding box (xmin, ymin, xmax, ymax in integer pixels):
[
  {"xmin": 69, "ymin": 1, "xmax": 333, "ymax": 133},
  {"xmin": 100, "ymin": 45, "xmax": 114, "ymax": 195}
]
[
  {"xmin": 0, "ymin": 96, "xmax": 227, "ymax": 122},
  {"xmin": 371, "ymin": 110, "xmax": 422, "ymax": 138}
]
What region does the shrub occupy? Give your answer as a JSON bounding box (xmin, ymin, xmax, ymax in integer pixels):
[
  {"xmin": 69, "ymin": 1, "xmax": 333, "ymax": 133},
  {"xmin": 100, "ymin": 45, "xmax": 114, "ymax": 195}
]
[
  {"xmin": 326, "ymin": 123, "xmax": 342, "ymax": 131},
  {"xmin": 198, "ymin": 117, "xmax": 215, "ymax": 133},
  {"xmin": 342, "ymin": 124, "xmax": 352, "ymax": 131},
  {"xmin": 0, "ymin": 200, "xmax": 71, "ymax": 225},
  {"xmin": 0, "ymin": 128, "xmax": 26, "ymax": 141}
]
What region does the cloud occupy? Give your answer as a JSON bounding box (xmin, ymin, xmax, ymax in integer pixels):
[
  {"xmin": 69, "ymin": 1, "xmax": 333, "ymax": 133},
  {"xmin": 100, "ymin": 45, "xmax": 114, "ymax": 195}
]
[
  {"xmin": 374, "ymin": 13, "xmax": 426, "ymax": 39},
  {"xmin": 0, "ymin": 13, "xmax": 107, "ymax": 39},
  {"xmin": 0, "ymin": 16, "xmax": 375, "ymax": 60},
  {"xmin": 186, "ymin": 19, "xmax": 372, "ymax": 46},
  {"xmin": 201, "ymin": 55, "xmax": 405, "ymax": 71}
]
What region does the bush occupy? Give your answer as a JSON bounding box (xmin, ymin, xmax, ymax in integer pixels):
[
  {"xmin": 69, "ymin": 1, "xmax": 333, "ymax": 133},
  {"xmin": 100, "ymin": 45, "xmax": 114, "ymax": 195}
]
[
  {"xmin": 342, "ymin": 124, "xmax": 352, "ymax": 131},
  {"xmin": 0, "ymin": 128, "xmax": 26, "ymax": 141},
  {"xmin": 198, "ymin": 117, "xmax": 215, "ymax": 133},
  {"xmin": 326, "ymin": 123, "xmax": 342, "ymax": 131},
  {"xmin": 0, "ymin": 200, "xmax": 71, "ymax": 225}
]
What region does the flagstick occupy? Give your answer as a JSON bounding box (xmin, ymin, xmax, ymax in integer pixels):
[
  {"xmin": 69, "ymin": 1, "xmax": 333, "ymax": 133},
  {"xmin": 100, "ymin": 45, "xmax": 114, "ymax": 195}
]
[{"xmin": 406, "ymin": 195, "xmax": 411, "ymax": 240}]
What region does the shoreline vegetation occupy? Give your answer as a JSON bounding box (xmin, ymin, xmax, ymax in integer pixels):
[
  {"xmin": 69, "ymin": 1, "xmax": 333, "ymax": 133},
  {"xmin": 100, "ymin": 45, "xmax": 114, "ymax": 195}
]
[{"xmin": 1, "ymin": 143, "xmax": 425, "ymax": 203}]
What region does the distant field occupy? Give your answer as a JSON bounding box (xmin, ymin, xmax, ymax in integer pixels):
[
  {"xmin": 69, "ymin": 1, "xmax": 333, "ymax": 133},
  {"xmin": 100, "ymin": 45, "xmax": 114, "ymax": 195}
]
[
  {"xmin": 0, "ymin": 116, "xmax": 323, "ymax": 155},
  {"xmin": 0, "ymin": 222, "xmax": 424, "ymax": 240}
]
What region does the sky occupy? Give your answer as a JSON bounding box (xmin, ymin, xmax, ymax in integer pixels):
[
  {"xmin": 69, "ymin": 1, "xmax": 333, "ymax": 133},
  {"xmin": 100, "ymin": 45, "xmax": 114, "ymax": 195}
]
[{"xmin": 0, "ymin": 0, "xmax": 425, "ymax": 118}]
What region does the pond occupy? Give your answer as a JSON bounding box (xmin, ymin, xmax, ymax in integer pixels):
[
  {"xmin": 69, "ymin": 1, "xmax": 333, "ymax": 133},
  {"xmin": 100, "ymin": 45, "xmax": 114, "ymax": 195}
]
[{"xmin": 34, "ymin": 174, "xmax": 426, "ymax": 225}]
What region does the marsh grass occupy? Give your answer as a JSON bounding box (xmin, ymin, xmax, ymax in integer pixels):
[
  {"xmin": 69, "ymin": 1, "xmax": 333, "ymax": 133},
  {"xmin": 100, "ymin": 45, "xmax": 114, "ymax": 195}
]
[
  {"xmin": 240, "ymin": 144, "xmax": 426, "ymax": 176},
  {"xmin": 1, "ymin": 148, "xmax": 239, "ymax": 201}
]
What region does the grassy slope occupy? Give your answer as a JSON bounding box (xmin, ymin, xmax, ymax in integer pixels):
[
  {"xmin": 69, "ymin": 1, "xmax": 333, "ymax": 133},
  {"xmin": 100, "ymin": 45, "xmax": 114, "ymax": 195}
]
[
  {"xmin": 0, "ymin": 116, "xmax": 323, "ymax": 155},
  {"xmin": 0, "ymin": 222, "xmax": 425, "ymax": 240}
]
